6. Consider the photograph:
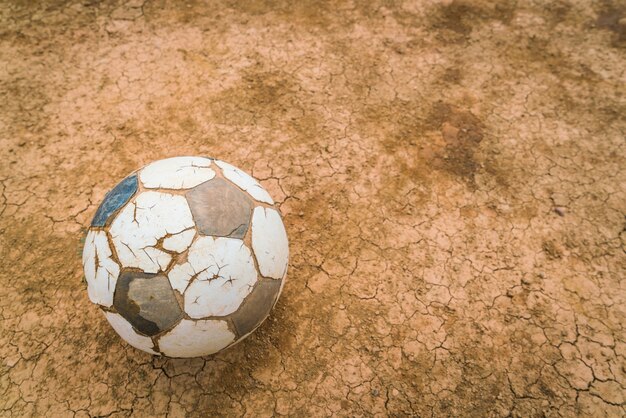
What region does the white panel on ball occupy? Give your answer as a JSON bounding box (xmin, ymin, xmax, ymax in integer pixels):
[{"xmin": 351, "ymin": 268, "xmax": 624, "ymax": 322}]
[
  {"xmin": 140, "ymin": 156, "xmax": 215, "ymax": 189},
  {"xmin": 158, "ymin": 319, "xmax": 235, "ymax": 357},
  {"xmin": 251, "ymin": 207, "xmax": 289, "ymax": 279}
]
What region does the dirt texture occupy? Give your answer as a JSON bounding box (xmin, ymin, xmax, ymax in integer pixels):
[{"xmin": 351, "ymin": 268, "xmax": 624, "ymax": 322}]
[{"xmin": 1, "ymin": 0, "xmax": 625, "ymax": 417}]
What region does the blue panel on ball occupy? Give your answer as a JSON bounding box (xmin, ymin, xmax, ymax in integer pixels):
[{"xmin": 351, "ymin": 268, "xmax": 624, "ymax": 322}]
[{"xmin": 91, "ymin": 174, "xmax": 138, "ymax": 227}]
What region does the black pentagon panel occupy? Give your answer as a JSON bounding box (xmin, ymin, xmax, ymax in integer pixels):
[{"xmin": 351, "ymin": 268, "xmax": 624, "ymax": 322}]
[
  {"xmin": 185, "ymin": 177, "xmax": 253, "ymax": 239},
  {"xmin": 113, "ymin": 271, "xmax": 183, "ymax": 336},
  {"xmin": 230, "ymin": 279, "xmax": 281, "ymax": 337},
  {"xmin": 91, "ymin": 174, "xmax": 138, "ymax": 227}
]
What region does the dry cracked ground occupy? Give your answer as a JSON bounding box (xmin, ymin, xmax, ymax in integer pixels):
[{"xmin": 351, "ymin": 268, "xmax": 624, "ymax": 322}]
[{"xmin": 1, "ymin": 0, "xmax": 625, "ymax": 417}]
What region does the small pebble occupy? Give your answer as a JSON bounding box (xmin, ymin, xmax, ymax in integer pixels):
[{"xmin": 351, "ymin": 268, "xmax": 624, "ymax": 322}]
[
  {"xmin": 371, "ymin": 389, "xmax": 379, "ymax": 397},
  {"xmin": 554, "ymin": 206, "xmax": 565, "ymax": 216}
]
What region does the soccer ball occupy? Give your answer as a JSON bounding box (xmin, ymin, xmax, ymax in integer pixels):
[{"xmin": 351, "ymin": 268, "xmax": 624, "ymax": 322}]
[{"xmin": 82, "ymin": 157, "xmax": 288, "ymax": 357}]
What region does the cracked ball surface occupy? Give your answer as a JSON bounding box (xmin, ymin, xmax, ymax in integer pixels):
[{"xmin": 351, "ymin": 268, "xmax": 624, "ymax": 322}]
[
  {"xmin": 0, "ymin": 0, "xmax": 625, "ymax": 417},
  {"xmin": 83, "ymin": 156, "xmax": 288, "ymax": 356}
]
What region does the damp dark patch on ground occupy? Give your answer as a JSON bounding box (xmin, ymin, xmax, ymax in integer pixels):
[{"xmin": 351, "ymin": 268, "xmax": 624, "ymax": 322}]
[
  {"xmin": 428, "ymin": 0, "xmax": 518, "ymax": 42},
  {"xmin": 207, "ymin": 70, "xmax": 303, "ymax": 128},
  {"xmin": 595, "ymin": 1, "xmax": 626, "ymax": 48},
  {"xmin": 441, "ymin": 67, "xmax": 464, "ymax": 85},
  {"xmin": 543, "ymin": 0, "xmax": 573, "ymax": 27},
  {"xmin": 368, "ymin": 100, "xmax": 485, "ymax": 191},
  {"xmin": 427, "ymin": 102, "xmax": 485, "ymax": 187},
  {"xmin": 224, "ymin": 0, "xmax": 335, "ymax": 26}
]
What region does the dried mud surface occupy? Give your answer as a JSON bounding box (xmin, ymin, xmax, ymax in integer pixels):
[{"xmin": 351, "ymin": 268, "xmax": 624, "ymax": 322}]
[{"xmin": 1, "ymin": 1, "xmax": 625, "ymax": 417}]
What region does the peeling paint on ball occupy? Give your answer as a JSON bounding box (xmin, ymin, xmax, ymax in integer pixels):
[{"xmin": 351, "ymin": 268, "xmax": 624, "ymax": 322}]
[{"xmin": 82, "ymin": 156, "xmax": 289, "ymax": 357}]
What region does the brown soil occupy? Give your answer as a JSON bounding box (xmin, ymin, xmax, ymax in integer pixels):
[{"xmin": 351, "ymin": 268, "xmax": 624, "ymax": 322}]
[{"xmin": 1, "ymin": 1, "xmax": 625, "ymax": 417}]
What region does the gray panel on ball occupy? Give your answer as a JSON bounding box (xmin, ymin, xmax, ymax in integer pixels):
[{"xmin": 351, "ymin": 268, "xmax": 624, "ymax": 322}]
[
  {"xmin": 113, "ymin": 271, "xmax": 183, "ymax": 336},
  {"xmin": 185, "ymin": 177, "xmax": 253, "ymax": 238},
  {"xmin": 230, "ymin": 279, "xmax": 282, "ymax": 337}
]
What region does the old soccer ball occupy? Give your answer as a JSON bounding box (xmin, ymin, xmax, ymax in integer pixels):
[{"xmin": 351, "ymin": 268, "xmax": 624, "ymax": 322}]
[{"xmin": 82, "ymin": 157, "xmax": 288, "ymax": 357}]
